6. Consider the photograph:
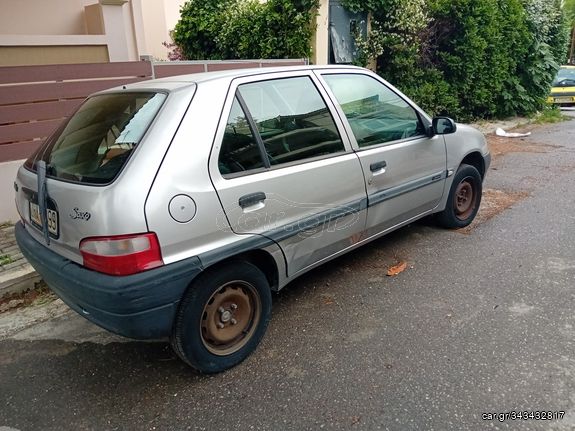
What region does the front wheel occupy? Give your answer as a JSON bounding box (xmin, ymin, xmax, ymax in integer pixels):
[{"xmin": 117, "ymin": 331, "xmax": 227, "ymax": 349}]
[
  {"xmin": 171, "ymin": 261, "xmax": 272, "ymax": 373},
  {"xmin": 437, "ymin": 164, "xmax": 482, "ymax": 229}
]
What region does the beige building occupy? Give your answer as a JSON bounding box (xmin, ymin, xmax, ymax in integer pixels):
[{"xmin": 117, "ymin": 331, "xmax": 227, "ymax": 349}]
[
  {"xmin": 313, "ymin": 0, "xmax": 330, "ymax": 65},
  {"xmin": 0, "ymin": 0, "xmax": 186, "ymax": 221},
  {"xmin": 0, "ymin": 0, "xmax": 333, "ymax": 67},
  {"xmin": 0, "ymin": 0, "xmax": 187, "ymax": 66}
]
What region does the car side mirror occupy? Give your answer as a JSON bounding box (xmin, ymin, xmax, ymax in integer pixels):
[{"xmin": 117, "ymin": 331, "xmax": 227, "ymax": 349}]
[{"xmin": 432, "ymin": 117, "xmax": 457, "ymax": 135}]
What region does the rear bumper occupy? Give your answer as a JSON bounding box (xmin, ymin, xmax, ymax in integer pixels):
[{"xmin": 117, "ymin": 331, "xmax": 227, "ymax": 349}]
[{"xmin": 15, "ymin": 222, "xmax": 203, "ymax": 339}]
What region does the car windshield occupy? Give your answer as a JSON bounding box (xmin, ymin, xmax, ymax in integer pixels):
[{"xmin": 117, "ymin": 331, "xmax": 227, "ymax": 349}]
[
  {"xmin": 25, "ymin": 92, "xmax": 166, "ymax": 185},
  {"xmin": 552, "ymin": 68, "xmax": 575, "ymax": 86}
]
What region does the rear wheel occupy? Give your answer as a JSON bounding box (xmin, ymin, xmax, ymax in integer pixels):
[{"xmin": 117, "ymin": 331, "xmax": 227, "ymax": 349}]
[
  {"xmin": 437, "ymin": 164, "xmax": 482, "ymax": 228},
  {"xmin": 171, "ymin": 261, "xmax": 272, "ymax": 373}
]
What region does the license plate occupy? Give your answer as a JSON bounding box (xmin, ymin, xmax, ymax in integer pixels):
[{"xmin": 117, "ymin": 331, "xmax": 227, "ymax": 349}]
[
  {"xmin": 29, "ymin": 201, "xmax": 58, "ymax": 237},
  {"xmin": 554, "ymin": 96, "xmax": 574, "ymax": 103}
]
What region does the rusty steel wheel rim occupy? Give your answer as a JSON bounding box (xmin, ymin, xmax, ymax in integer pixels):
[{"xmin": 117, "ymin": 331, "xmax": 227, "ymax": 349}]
[
  {"xmin": 454, "ymin": 177, "xmax": 477, "ymax": 220},
  {"xmin": 200, "ymin": 281, "xmax": 261, "ymax": 356}
]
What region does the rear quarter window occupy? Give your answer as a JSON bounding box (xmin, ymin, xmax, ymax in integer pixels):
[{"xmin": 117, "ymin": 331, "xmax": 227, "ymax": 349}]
[{"xmin": 26, "ymin": 92, "xmax": 166, "ymax": 185}]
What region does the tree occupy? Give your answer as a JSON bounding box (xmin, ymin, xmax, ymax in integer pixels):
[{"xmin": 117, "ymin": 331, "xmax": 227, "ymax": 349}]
[
  {"xmin": 565, "ymin": 0, "xmax": 575, "ymax": 62},
  {"xmin": 345, "ymin": 0, "xmax": 569, "ymax": 119},
  {"xmin": 522, "ymin": 0, "xmax": 570, "ymax": 62},
  {"xmin": 172, "ymin": 0, "xmax": 234, "ymax": 60}
]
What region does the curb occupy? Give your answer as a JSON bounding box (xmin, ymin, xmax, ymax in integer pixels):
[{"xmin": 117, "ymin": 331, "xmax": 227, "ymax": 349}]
[
  {"xmin": 0, "ymin": 264, "xmax": 41, "ymax": 298},
  {"xmin": 471, "ymin": 117, "xmax": 527, "ymax": 135}
]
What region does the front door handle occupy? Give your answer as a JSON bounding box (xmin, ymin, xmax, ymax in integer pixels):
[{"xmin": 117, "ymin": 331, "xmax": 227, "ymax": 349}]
[
  {"xmin": 239, "ymin": 192, "xmax": 267, "ymax": 209},
  {"xmin": 370, "ymin": 160, "xmax": 387, "ymax": 173}
]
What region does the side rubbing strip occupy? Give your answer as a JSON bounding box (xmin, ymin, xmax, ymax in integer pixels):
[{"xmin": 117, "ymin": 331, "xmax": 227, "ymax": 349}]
[
  {"xmin": 368, "ymin": 171, "xmax": 447, "ymax": 207},
  {"xmin": 199, "ymin": 197, "xmax": 366, "ymax": 267},
  {"xmin": 265, "ymin": 198, "xmax": 364, "ymax": 243}
]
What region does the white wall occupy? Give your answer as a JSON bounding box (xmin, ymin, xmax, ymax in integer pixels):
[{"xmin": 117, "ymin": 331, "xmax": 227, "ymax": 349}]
[
  {"xmin": 0, "ymin": 0, "xmax": 142, "ymax": 64},
  {"xmin": 0, "ymin": 0, "xmax": 203, "ymax": 62},
  {"xmin": 163, "ymin": 0, "xmax": 186, "ymax": 31},
  {"xmin": 313, "ymin": 0, "xmax": 330, "ymax": 65},
  {"xmin": 0, "ymin": 0, "xmax": 88, "ymax": 35},
  {"xmin": 135, "ymin": 0, "xmax": 186, "ymax": 60},
  {"xmin": 0, "ymin": 160, "xmax": 23, "ymax": 223},
  {"xmin": 139, "ymin": 0, "xmax": 168, "ymax": 60}
]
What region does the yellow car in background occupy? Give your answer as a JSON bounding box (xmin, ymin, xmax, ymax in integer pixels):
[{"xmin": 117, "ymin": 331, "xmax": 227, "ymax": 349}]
[{"xmin": 548, "ymin": 65, "xmax": 575, "ymax": 106}]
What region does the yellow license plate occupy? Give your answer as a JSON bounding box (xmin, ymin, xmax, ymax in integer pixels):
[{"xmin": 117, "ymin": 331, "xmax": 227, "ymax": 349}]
[
  {"xmin": 29, "ymin": 202, "xmax": 58, "ymax": 236},
  {"xmin": 554, "ymin": 96, "xmax": 573, "ymax": 103}
]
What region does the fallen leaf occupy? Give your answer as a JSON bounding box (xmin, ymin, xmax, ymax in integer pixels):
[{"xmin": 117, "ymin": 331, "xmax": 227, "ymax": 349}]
[
  {"xmin": 351, "ymin": 416, "xmax": 361, "ymax": 425},
  {"xmin": 321, "ymin": 294, "xmax": 334, "ymax": 305},
  {"xmin": 387, "ymin": 261, "xmax": 407, "ymax": 276}
]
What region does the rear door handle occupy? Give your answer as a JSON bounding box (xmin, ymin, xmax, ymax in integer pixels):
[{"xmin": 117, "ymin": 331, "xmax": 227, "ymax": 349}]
[
  {"xmin": 239, "ymin": 192, "xmax": 267, "ymax": 209},
  {"xmin": 370, "ymin": 160, "xmax": 387, "ymax": 173}
]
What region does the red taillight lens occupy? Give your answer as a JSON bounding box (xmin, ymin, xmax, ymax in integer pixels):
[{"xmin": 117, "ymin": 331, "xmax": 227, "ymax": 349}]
[{"xmin": 79, "ymin": 232, "xmax": 163, "ymax": 276}]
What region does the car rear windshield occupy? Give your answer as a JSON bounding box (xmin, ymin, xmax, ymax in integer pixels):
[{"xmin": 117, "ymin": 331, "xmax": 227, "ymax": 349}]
[
  {"xmin": 25, "ymin": 92, "xmax": 166, "ymax": 185},
  {"xmin": 552, "ymin": 68, "xmax": 575, "ymax": 86}
]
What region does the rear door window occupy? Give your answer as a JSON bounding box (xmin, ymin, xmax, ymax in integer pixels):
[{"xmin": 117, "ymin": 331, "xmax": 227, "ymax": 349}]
[
  {"xmin": 26, "ymin": 92, "xmax": 166, "ymax": 184},
  {"xmin": 218, "ymin": 97, "xmax": 266, "ymax": 175},
  {"xmin": 219, "ymin": 76, "xmax": 345, "ymax": 175},
  {"xmin": 233, "ymin": 76, "xmax": 345, "ymax": 168}
]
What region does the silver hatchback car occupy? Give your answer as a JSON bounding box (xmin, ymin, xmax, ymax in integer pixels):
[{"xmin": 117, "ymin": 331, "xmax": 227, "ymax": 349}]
[{"xmin": 15, "ymin": 66, "xmax": 490, "ymax": 373}]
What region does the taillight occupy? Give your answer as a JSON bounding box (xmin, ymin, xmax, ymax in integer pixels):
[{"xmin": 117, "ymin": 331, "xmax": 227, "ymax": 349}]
[{"xmin": 79, "ymin": 232, "xmax": 163, "ymax": 276}]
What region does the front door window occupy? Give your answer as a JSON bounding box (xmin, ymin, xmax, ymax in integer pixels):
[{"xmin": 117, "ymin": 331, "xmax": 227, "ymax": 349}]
[{"xmin": 323, "ymin": 74, "xmax": 425, "ymax": 147}]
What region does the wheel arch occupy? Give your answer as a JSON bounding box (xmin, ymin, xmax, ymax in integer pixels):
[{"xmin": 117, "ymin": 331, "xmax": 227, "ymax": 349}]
[
  {"xmin": 460, "ymin": 151, "xmax": 486, "ymax": 179},
  {"xmin": 201, "ymin": 249, "xmax": 280, "ymax": 291}
]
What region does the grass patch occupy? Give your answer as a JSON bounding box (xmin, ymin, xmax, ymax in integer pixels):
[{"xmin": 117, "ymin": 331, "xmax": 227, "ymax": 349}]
[
  {"xmin": 0, "ymin": 254, "xmax": 13, "ymax": 266},
  {"xmin": 530, "ymin": 106, "xmax": 569, "ymax": 124}
]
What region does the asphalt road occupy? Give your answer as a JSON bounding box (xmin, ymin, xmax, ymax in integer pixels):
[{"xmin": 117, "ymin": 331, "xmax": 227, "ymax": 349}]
[{"xmin": 1, "ymin": 113, "xmax": 574, "ymax": 431}]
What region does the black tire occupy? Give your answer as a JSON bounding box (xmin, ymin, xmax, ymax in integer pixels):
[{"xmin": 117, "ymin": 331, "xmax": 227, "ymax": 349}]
[
  {"xmin": 437, "ymin": 164, "xmax": 482, "ymax": 229},
  {"xmin": 171, "ymin": 261, "xmax": 272, "ymax": 373}
]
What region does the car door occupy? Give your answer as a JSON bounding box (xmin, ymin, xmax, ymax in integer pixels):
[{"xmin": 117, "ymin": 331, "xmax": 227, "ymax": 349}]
[
  {"xmin": 209, "ymin": 71, "xmax": 367, "ymax": 277},
  {"xmin": 318, "ymin": 71, "xmax": 447, "ymax": 239}
]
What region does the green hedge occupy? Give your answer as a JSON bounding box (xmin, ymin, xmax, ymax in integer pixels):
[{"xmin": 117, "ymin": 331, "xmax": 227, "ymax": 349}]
[
  {"xmin": 345, "ymin": 0, "xmax": 570, "ymax": 121},
  {"xmin": 173, "ymin": 0, "xmax": 319, "ymax": 60},
  {"xmin": 173, "ymin": 0, "xmax": 568, "ymax": 120}
]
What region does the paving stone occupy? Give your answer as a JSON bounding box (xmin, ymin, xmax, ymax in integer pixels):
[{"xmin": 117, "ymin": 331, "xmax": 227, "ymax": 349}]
[
  {"xmin": 1, "ymin": 261, "xmax": 26, "ymax": 271},
  {"xmin": 0, "ymin": 224, "xmax": 40, "ymax": 298},
  {"xmin": 3, "ymin": 225, "xmax": 15, "ymax": 233},
  {"xmin": 1, "ymin": 245, "xmax": 20, "ymax": 254},
  {"xmin": 10, "ymin": 253, "xmax": 24, "ymax": 261}
]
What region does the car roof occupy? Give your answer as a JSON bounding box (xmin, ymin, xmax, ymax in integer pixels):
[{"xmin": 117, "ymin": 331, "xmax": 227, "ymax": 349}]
[{"xmin": 98, "ymin": 64, "xmax": 365, "ymax": 93}]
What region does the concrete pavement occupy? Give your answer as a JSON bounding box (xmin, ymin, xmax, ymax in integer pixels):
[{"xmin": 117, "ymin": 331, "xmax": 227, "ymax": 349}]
[
  {"xmin": 0, "ymin": 113, "xmax": 573, "ymax": 431},
  {"xmin": 0, "ymin": 223, "xmax": 40, "ymax": 304}
]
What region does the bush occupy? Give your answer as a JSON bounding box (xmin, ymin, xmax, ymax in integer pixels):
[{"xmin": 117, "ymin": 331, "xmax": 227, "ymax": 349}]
[
  {"xmin": 345, "ymin": 0, "xmax": 569, "ymax": 121},
  {"xmin": 172, "ymin": 0, "xmax": 319, "ymax": 60},
  {"xmin": 173, "ymin": 0, "xmax": 234, "ymax": 60}
]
